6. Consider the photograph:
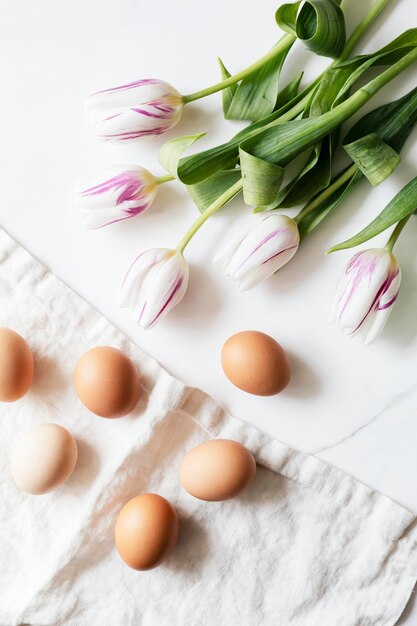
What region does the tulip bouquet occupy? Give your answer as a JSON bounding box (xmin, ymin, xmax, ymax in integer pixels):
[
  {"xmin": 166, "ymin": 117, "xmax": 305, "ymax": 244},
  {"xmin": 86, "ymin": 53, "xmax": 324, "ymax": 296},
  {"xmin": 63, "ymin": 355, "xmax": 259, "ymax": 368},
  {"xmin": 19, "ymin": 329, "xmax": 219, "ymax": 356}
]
[{"xmin": 78, "ymin": 0, "xmax": 417, "ymax": 343}]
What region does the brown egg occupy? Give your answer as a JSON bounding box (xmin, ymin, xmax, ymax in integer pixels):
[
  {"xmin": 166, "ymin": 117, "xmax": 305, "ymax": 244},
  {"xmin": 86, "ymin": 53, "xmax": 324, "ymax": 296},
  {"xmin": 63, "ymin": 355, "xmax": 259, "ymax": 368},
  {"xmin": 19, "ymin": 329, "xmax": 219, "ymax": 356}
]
[
  {"xmin": 0, "ymin": 328, "xmax": 34, "ymax": 402},
  {"xmin": 115, "ymin": 494, "xmax": 179, "ymax": 570},
  {"xmin": 180, "ymin": 439, "xmax": 256, "ymax": 502},
  {"xmin": 221, "ymin": 330, "xmax": 291, "ymax": 396},
  {"xmin": 12, "ymin": 423, "xmax": 78, "ymax": 495},
  {"xmin": 74, "ymin": 346, "xmax": 141, "ymax": 418}
]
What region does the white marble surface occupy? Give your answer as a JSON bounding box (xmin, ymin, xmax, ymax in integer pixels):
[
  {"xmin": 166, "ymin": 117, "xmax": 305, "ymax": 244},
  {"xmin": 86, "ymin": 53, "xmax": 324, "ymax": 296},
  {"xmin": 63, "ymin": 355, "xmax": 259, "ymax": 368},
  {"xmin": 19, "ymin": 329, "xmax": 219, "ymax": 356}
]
[{"xmin": 1, "ymin": 0, "xmax": 417, "ymax": 622}]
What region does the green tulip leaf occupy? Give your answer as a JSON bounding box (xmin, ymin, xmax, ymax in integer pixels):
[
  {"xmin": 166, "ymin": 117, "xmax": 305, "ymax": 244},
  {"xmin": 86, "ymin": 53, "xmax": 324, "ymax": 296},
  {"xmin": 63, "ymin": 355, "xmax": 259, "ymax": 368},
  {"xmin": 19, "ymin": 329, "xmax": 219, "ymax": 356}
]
[
  {"xmin": 275, "ymin": 72, "xmax": 304, "ymax": 109},
  {"xmin": 176, "ymin": 92, "xmax": 303, "ymax": 184},
  {"xmin": 225, "ymin": 38, "xmax": 293, "ymax": 121},
  {"xmin": 177, "ymin": 29, "xmax": 417, "ymax": 186},
  {"xmin": 158, "ymin": 133, "xmax": 206, "ymax": 177},
  {"xmin": 275, "ymin": 1, "xmax": 300, "ymax": 35},
  {"xmin": 239, "ymin": 148, "xmax": 284, "ymax": 206},
  {"xmin": 298, "ymin": 85, "xmax": 417, "ymax": 239},
  {"xmin": 328, "ymin": 176, "xmax": 417, "ymax": 252},
  {"xmin": 343, "ymin": 84, "xmax": 417, "ymax": 153},
  {"xmin": 218, "ymin": 58, "xmax": 238, "ymax": 118},
  {"xmin": 187, "ymin": 169, "xmax": 242, "ymax": 212},
  {"xmin": 297, "ymin": 166, "xmax": 363, "ymax": 240},
  {"xmin": 295, "ymin": 83, "xmax": 417, "ymax": 239},
  {"xmin": 259, "ymin": 63, "xmax": 351, "ymax": 211},
  {"xmin": 343, "ymin": 133, "xmax": 400, "ymax": 187},
  {"xmin": 276, "ymin": 0, "xmax": 346, "ymax": 59},
  {"xmin": 234, "ymin": 46, "xmax": 417, "ymax": 176}
]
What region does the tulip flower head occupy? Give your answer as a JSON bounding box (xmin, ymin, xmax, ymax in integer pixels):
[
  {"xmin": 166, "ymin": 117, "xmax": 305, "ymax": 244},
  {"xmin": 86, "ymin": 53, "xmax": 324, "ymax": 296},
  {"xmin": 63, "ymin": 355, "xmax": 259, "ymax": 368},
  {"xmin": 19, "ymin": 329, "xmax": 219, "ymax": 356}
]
[
  {"xmin": 214, "ymin": 214, "xmax": 300, "ymax": 290},
  {"xmin": 86, "ymin": 79, "xmax": 183, "ymax": 141},
  {"xmin": 330, "ymin": 248, "xmax": 401, "ymax": 344},
  {"xmin": 119, "ymin": 248, "xmax": 189, "ymax": 329},
  {"xmin": 78, "ymin": 165, "xmax": 159, "ymax": 229}
]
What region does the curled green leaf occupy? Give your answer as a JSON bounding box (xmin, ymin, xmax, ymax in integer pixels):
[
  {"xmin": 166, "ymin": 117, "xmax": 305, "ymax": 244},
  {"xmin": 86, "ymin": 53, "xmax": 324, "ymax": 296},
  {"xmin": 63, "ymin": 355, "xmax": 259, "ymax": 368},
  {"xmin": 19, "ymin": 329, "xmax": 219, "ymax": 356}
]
[
  {"xmin": 239, "ymin": 148, "xmax": 284, "ymax": 206},
  {"xmin": 259, "ymin": 63, "xmax": 351, "ymax": 211},
  {"xmin": 178, "ymin": 30, "xmax": 417, "ymax": 185},
  {"xmin": 276, "ymin": 0, "xmax": 346, "ymax": 59},
  {"xmin": 343, "ymin": 133, "xmax": 400, "ymax": 187},
  {"xmin": 343, "ymin": 84, "xmax": 417, "ymax": 153},
  {"xmin": 232, "ymin": 48, "xmax": 417, "ymax": 176},
  {"xmin": 297, "ymin": 84, "xmax": 417, "ymax": 239},
  {"xmin": 275, "ymin": 1, "xmax": 300, "ymax": 35}
]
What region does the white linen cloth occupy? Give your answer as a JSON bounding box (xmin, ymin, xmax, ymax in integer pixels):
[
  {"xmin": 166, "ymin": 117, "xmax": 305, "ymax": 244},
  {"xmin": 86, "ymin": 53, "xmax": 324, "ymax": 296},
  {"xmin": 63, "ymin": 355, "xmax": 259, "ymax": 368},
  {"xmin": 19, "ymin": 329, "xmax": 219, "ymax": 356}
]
[{"xmin": 0, "ymin": 228, "xmax": 416, "ymax": 626}]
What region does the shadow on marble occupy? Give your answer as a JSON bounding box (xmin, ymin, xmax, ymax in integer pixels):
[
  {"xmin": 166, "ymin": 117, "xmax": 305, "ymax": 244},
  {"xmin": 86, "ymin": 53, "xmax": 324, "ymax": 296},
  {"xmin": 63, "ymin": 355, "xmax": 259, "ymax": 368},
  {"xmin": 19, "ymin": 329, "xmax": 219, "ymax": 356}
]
[
  {"xmin": 262, "ymin": 190, "xmax": 369, "ymax": 296},
  {"xmin": 171, "ymin": 101, "xmax": 225, "ymax": 140},
  {"xmin": 167, "ymin": 261, "xmax": 223, "ymax": 327},
  {"xmin": 140, "ymin": 182, "xmax": 187, "ymax": 220},
  {"xmin": 384, "ymin": 280, "xmax": 417, "ymax": 347},
  {"xmin": 285, "ymin": 351, "xmax": 321, "ymax": 399},
  {"xmin": 383, "ymin": 230, "xmax": 417, "ymax": 347}
]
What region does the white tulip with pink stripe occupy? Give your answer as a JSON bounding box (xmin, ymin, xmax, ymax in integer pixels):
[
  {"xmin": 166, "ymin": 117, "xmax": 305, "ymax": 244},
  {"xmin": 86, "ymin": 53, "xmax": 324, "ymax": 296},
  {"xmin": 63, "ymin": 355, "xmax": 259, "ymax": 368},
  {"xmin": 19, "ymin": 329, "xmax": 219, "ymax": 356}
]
[
  {"xmin": 86, "ymin": 79, "xmax": 183, "ymax": 141},
  {"xmin": 330, "ymin": 248, "xmax": 401, "ymax": 344},
  {"xmin": 119, "ymin": 248, "xmax": 189, "ymax": 329},
  {"xmin": 77, "ymin": 165, "xmax": 158, "ymax": 229},
  {"xmin": 214, "ymin": 214, "xmax": 300, "ymax": 290}
]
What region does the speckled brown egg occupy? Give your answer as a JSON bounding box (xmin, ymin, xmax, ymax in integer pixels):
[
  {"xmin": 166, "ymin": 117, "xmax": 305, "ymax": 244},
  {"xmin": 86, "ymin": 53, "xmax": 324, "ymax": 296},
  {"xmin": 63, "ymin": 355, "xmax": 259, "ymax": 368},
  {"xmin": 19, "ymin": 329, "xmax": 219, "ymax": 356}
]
[
  {"xmin": 0, "ymin": 328, "xmax": 34, "ymax": 402},
  {"xmin": 73, "ymin": 346, "xmax": 141, "ymax": 418},
  {"xmin": 221, "ymin": 330, "xmax": 291, "ymax": 396},
  {"xmin": 12, "ymin": 423, "xmax": 78, "ymax": 495},
  {"xmin": 115, "ymin": 494, "xmax": 179, "ymax": 570},
  {"xmin": 179, "ymin": 439, "xmax": 256, "ymax": 501}
]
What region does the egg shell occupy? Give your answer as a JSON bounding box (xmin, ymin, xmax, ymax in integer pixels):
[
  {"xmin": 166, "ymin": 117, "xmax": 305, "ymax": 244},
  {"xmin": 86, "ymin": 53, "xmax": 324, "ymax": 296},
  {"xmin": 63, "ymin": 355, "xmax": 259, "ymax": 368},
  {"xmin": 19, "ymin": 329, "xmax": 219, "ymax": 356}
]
[
  {"xmin": 115, "ymin": 494, "xmax": 179, "ymax": 571},
  {"xmin": 0, "ymin": 328, "xmax": 34, "ymax": 402},
  {"xmin": 221, "ymin": 330, "xmax": 291, "ymax": 396},
  {"xmin": 74, "ymin": 346, "xmax": 141, "ymax": 418},
  {"xmin": 12, "ymin": 423, "xmax": 78, "ymax": 495},
  {"xmin": 179, "ymin": 439, "xmax": 256, "ymax": 502}
]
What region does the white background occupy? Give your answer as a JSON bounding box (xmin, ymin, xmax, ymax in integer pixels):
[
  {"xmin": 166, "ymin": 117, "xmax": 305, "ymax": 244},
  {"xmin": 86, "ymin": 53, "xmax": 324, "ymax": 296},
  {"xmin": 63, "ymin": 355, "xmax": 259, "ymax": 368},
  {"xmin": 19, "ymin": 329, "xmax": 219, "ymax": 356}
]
[{"xmin": 1, "ymin": 0, "xmax": 417, "ymax": 622}]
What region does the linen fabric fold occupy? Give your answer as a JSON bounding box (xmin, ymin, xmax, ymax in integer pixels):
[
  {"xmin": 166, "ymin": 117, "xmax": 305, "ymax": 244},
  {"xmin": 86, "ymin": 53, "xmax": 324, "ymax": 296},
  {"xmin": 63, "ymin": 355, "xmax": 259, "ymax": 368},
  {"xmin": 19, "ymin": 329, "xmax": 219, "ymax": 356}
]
[{"xmin": 0, "ymin": 229, "xmax": 415, "ymax": 626}]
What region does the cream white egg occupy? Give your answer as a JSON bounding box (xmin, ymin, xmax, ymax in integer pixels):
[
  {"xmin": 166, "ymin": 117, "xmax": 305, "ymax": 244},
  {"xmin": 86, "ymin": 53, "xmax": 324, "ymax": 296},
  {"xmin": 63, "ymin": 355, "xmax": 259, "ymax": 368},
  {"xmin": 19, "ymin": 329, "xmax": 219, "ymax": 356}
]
[{"xmin": 12, "ymin": 423, "xmax": 78, "ymax": 495}]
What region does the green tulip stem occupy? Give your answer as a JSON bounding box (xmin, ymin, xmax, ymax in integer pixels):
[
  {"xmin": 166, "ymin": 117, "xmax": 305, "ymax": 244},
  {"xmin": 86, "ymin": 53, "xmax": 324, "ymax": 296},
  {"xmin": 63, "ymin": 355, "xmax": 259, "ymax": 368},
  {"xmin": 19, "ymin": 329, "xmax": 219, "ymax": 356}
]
[
  {"xmin": 182, "ymin": 34, "xmax": 296, "ymax": 104},
  {"xmin": 176, "ymin": 0, "xmax": 403, "ymax": 253},
  {"xmin": 385, "ymin": 215, "xmax": 411, "ymax": 251},
  {"xmin": 294, "ymin": 164, "xmax": 359, "ymax": 223},
  {"xmin": 155, "ymin": 174, "xmax": 176, "ymax": 185},
  {"xmin": 338, "ymin": 0, "xmax": 394, "ymax": 62},
  {"xmin": 176, "ymin": 179, "xmax": 243, "ymax": 253}
]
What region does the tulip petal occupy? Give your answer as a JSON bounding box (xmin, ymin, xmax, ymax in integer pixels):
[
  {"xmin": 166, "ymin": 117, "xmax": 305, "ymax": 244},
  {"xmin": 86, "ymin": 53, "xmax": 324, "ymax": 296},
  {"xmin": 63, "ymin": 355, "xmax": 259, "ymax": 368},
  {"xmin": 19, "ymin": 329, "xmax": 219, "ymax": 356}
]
[
  {"xmin": 231, "ymin": 219, "xmax": 299, "ymax": 280},
  {"xmin": 215, "ymin": 214, "xmax": 299, "ymax": 290},
  {"xmin": 118, "ymin": 249, "xmax": 168, "ymax": 308},
  {"xmin": 334, "ymin": 249, "xmax": 393, "ymax": 334},
  {"xmin": 118, "ymin": 248, "xmax": 189, "ymax": 330},
  {"xmin": 331, "ymin": 248, "xmax": 401, "ymax": 344},
  {"xmin": 239, "ymin": 244, "xmax": 299, "ymax": 290},
  {"xmin": 86, "ymin": 79, "xmax": 183, "ymax": 141},
  {"xmin": 86, "ymin": 79, "xmax": 181, "ymax": 110},
  {"xmin": 213, "ymin": 221, "xmax": 254, "ymax": 271},
  {"xmin": 138, "ymin": 252, "xmax": 189, "ymax": 329},
  {"xmin": 365, "ymin": 267, "xmax": 401, "ymax": 344},
  {"xmin": 77, "ymin": 166, "xmax": 157, "ymax": 228}
]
